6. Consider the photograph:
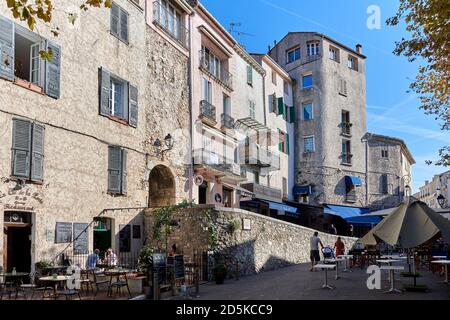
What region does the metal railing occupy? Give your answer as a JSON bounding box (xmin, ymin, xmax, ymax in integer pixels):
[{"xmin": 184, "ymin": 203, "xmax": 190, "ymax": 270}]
[
  {"xmin": 200, "ymin": 100, "xmax": 216, "ymax": 123},
  {"xmin": 193, "ymin": 148, "xmax": 241, "ymax": 177},
  {"xmin": 153, "ymin": 1, "xmax": 189, "ymax": 49},
  {"xmin": 341, "ymin": 122, "xmax": 352, "ymax": 136},
  {"xmin": 241, "ymin": 143, "xmax": 280, "ymax": 170},
  {"xmin": 241, "ymin": 182, "xmax": 282, "ymax": 200},
  {"xmin": 199, "ymin": 50, "xmax": 233, "ymax": 90},
  {"xmin": 341, "ymin": 153, "xmax": 353, "ymax": 165},
  {"xmin": 221, "ymin": 113, "xmax": 235, "ymax": 129}
]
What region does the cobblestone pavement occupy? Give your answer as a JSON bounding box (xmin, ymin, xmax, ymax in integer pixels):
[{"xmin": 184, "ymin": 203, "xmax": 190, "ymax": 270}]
[{"xmin": 188, "ymin": 262, "xmax": 450, "ymax": 300}]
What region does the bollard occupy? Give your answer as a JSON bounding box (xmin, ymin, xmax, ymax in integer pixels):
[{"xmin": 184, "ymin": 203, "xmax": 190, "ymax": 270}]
[{"xmin": 153, "ymin": 269, "xmax": 159, "ymax": 300}]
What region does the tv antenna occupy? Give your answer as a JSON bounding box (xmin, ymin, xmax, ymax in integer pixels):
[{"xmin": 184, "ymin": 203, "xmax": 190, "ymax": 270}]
[{"xmin": 229, "ymin": 21, "xmax": 255, "ymax": 39}]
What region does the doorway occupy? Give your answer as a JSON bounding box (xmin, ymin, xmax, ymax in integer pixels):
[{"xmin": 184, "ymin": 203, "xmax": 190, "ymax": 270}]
[
  {"xmin": 3, "ymin": 212, "xmax": 32, "ymax": 273},
  {"xmin": 148, "ymin": 165, "xmax": 176, "ymax": 207},
  {"xmin": 93, "ymin": 217, "xmax": 113, "ymax": 258},
  {"xmin": 223, "ymin": 187, "xmax": 233, "ymax": 208},
  {"xmin": 198, "ymin": 182, "xmax": 207, "ymax": 204}
]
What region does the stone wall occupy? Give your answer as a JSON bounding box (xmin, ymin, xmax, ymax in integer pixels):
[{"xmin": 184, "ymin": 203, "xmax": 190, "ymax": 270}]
[{"xmin": 144, "ymin": 206, "xmax": 357, "ymax": 278}]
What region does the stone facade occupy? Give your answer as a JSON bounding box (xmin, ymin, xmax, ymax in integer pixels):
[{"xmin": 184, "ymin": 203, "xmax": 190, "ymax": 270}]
[
  {"xmin": 414, "ymin": 170, "xmax": 450, "ymax": 209},
  {"xmin": 144, "ymin": 206, "xmax": 357, "ymax": 277},
  {"xmin": 0, "ymin": 0, "xmax": 191, "ymax": 271}
]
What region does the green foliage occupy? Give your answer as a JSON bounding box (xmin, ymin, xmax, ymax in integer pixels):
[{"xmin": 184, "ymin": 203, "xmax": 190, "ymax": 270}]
[
  {"xmin": 138, "ymin": 245, "xmax": 158, "ymax": 274},
  {"xmin": 387, "ymin": 0, "xmax": 449, "ymax": 166},
  {"xmin": 228, "ymin": 220, "xmax": 241, "ymax": 234},
  {"xmin": 35, "ymin": 260, "xmax": 52, "ymax": 270}
]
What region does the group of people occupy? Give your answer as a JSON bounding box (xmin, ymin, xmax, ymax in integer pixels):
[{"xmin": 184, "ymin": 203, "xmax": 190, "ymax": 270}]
[
  {"xmin": 309, "ymin": 231, "xmax": 346, "ymax": 271},
  {"xmin": 86, "ymin": 248, "xmax": 118, "ymax": 269}
]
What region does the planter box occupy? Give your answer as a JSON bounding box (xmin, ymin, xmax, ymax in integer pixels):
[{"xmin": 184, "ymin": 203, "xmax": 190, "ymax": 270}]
[{"xmin": 127, "ymin": 276, "xmax": 146, "ymax": 294}]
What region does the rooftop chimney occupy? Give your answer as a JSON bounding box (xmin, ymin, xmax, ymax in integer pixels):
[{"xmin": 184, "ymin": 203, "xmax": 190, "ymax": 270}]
[{"xmin": 356, "ymin": 44, "xmax": 362, "ymax": 54}]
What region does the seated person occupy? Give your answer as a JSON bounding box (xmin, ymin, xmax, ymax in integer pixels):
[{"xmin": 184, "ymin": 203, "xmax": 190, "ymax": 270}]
[
  {"xmin": 86, "ymin": 249, "xmax": 100, "ymax": 269},
  {"xmin": 105, "ymin": 248, "xmax": 118, "ymax": 267}
]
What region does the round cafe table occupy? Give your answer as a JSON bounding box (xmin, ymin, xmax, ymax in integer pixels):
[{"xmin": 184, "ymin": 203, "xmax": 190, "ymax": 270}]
[
  {"xmin": 39, "ymin": 275, "xmax": 70, "ymax": 299},
  {"xmin": 337, "ymin": 255, "xmax": 353, "ymax": 272},
  {"xmin": 103, "ymin": 269, "xmax": 132, "ymax": 298},
  {"xmin": 0, "ymin": 272, "xmax": 29, "ymax": 299}
]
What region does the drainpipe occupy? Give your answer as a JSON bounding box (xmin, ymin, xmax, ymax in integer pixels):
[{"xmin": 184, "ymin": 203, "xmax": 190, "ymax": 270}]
[
  {"xmin": 188, "ymin": 12, "xmax": 194, "ymax": 202},
  {"xmin": 364, "ymin": 133, "xmax": 369, "ymax": 206}
]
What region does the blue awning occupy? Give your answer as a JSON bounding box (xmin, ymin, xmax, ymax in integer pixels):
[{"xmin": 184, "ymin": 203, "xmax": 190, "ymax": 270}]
[
  {"xmin": 345, "ymin": 215, "xmax": 382, "ymax": 225},
  {"xmin": 293, "ymin": 185, "xmax": 312, "ymax": 195},
  {"xmin": 324, "ymin": 204, "xmax": 370, "ymax": 219},
  {"xmin": 264, "ymin": 201, "xmax": 299, "ymax": 216},
  {"xmin": 345, "ymin": 176, "xmax": 362, "ymax": 186}
]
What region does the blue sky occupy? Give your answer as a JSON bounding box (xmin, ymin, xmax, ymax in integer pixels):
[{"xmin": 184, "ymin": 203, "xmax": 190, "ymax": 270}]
[{"xmin": 201, "ymin": 0, "xmax": 449, "ymax": 192}]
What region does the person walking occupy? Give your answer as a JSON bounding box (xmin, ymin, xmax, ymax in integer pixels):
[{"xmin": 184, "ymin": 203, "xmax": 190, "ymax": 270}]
[
  {"xmin": 310, "ymin": 231, "xmax": 324, "ymax": 271},
  {"xmin": 334, "ymin": 237, "xmax": 345, "ymax": 257}
]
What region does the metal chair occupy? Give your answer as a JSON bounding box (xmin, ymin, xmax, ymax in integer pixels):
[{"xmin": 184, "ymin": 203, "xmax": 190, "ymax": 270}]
[
  {"xmin": 19, "ymin": 272, "xmax": 53, "ymax": 300},
  {"xmin": 91, "ymin": 270, "xmax": 109, "ymax": 298}
]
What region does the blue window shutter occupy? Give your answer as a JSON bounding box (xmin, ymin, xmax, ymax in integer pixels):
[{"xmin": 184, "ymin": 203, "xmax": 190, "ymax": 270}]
[
  {"xmin": 12, "ymin": 119, "xmax": 32, "ymax": 178},
  {"xmin": 110, "ymin": 2, "xmax": 120, "ymax": 37},
  {"xmin": 30, "ymin": 123, "xmax": 45, "ymax": 182},
  {"xmin": 121, "ymin": 148, "xmax": 128, "ymax": 194},
  {"xmin": 99, "ymin": 68, "xmax": 111, "ymax": 116},
  {"xmin": 0, "ymin": 16, "xmax": 15, "ymax": 81},
  {"xmin": 45, "ymin": 40, "xmax": 61, "ymax": 99},
  {"xmin": 108, "ymin": 146, "xmax": 122, "ymax": 193},
  {"xmin": 119, "ymin": 7, "xmax": 129, "ymax": 43},
  {"xmin": 128, "ymin": 84, "xmax": 138, "ymax": 128}
]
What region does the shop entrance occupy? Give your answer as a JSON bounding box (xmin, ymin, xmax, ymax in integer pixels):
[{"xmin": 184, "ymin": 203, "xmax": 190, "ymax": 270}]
[
  {"xmin": 93, "ymin": 217, "xmax": 113, "ymax": 257},
  {"xmin": 3, "ymin": 212, "xmax": 32, "ymax": 273}
]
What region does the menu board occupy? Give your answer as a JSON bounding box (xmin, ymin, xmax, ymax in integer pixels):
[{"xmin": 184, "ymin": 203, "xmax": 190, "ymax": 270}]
[
  {"xmin": 152, "ymin": 253, "xmax": 167, "ymax": 285},
  {"xmin": 174, "ymin": 255, "xmax": 185, "ymax": 279},
  {"xmin": 73, "ymin": 223, "xmax": 89, "ymax": 254},
  {"xmin": 55, "ymin": 222, "xmax": 72, "ymax": 243}
]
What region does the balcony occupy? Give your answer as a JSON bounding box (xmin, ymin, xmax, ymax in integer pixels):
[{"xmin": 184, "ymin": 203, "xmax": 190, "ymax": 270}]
[
  {"xmin": 193, "ymin": 148, "xmax": 243, "ymax": 178},
  {"xmin": 153, "ymin": 1, "xmax": 190, "ymax": 49},
  {"xmin": 341, "ymin": 153, "xmax": 353, "ymax": 165},
  {"xmin": 199, "ymin": 50, "xmax": 233, "ymax": 91},
  {"xmin": 241, "ymin": 183, "xmax": 282, "ymax": 202},
  {"xmin": 241, "ymin": 143, "xmax": 280, "ymax": 171},
  {"xmin": 221, "ymin": 113, "xmax": 235, "ymax": 130},
  {"xmin": 199, "ymin": 100, "xmax": 217, "ymax": 126},
  {"xmin": 341, "ymin": 122, "xmax": 352, "ymax": 136}
]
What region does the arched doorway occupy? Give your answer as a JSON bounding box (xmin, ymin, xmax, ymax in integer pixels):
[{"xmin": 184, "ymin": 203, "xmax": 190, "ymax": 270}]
[{"xmin": 148, "ymin": 165, "xmax": 176, "ymax": 207}]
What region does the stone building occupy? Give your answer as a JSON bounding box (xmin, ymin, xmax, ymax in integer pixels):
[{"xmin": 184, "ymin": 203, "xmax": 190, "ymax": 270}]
[
  {"xmin": 269, "ymin": 32, "xmax": 368, "ymax": 208},
  {"xmin": 0, "ymin": 0, "xmax": 192, "ymax": 272},
  {"xmin": 365, "ymin": 133, "xmax": 415, "ymax": 210},
  {"xmin": 414, "ymin": 170, "xmax": 450, "ymax": 209}
]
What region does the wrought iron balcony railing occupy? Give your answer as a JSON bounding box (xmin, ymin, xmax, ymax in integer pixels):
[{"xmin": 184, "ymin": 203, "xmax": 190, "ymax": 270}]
[
  {"xmin": 221, "ymin": 113, "xmax": 235, "ymax": 129},
  {"xmin": 199, "ymin": 100, "xmax": 216, "ymax": 124},
  {"xmin": 199, "ymin": 50, "xmax": 233, "ymax": 90},
  {"xmin": 153, "ymin": 1, "xmax": 189, "ymax": 49},
  {"xmin": 341, "ymin": 122, "xmax": 352, "ymax": 136},
  {"xmin": 341, "ymin": 153, "xmax": 353, "ymax": 165}
]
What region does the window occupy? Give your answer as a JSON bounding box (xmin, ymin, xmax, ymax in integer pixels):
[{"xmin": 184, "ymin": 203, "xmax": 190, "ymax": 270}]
[
  {"xmin": 269, "ymin": 94, "xmax": 277, "ymax": 113},
  {"xmin": 223, "ymin": 94, "xmax": 231, "ymax": 116},
  {"xmin": 303, "ymin": 136, "xmax": 314, "ymax": 153},
  {"xmin": 272, "ymin": 70, "xmax": 277, "ymax": 85},
  {"xmin": 381, "ymin": 144, "xmax": 389, "ymax": 158},
  {"xmin": 119, "ymin": 225, "xmax": 131, "ymax": 252},
  {"xmin": 347, "ymin": 55, "xmax": 358, "ymax": 71},
  {"xmin": 154, "ymin": 0, "xmax": 185, "ymax": 45},
  {"xmin": 108, "ymin": 146, "xmax": 128, "ymax": 195},
  {"xmin": 254, "ymin": 171, "xmax": 260, "ymax": 185},
  {"xmin": 306, "ymin": 42, "xmax": 320, "ymax": 56},
  {"xmin": 111, "ymin": 2, "xmax": 129, "ymax": 44},
  {"xmin": 286, "ymin": 47, "xmax": 300, "ymax": 63},
  {"xmin": 303, "ymin": 103, "xmax": 313, "ymax": 120},
  {"xmin": 380, "ymin": 174, "xmax": 388, "ymax": 194},
  {"xmin": 342, "ymin": 139, "xmax": 352, "ymax": 164},
  {"xmin": 249, "ymin": 100, "xmax": 256, "ymax": 119},
  {"xmin": 339, "ymin": 78, "xmax": 347, "ymax": 96},
  {"xmin": 283, "ymin": 80, "xmax": 289, "ymax": 94},
  {"xmin": 132, "ymin": 225, "xmax": 141, "ymax": 239},
  {"xmin": 302, "ymin": 74, "xmax": 313, "ymax": 89},
  {"xmin": 99, "ymin": 67, "xmax": 139, "ymax": 127},
  {"xmin": 282, "ymin": 177, "xmax": 288, "ymax": 199},
  {"xmin": 11, "ymin": 119, "xmax": 45, "ymax": 182},
  {"xmin": 0, "ymin": 17, "xmax": 61, "ymax": 98},
  {"xmin": 247, "ymin": 65, "xmax": 253, "ymax": 85},
  {"xmin": 329, "ymin": 46, "xmax": 339, "ymax": 62},
  {"xmin": 201, "ymin": 46, "xmax": 223, "ymax": 79},
  {"xmin": 202, "ymin": 78, "xmax": 212, "ymax": 103},
  {"xmin": 341, "ymin": 110, "xmax": 351, "ymax": 135},
  {"xmin": 278, "ymin": 129, "xmax": 289, "ymax": 154}
]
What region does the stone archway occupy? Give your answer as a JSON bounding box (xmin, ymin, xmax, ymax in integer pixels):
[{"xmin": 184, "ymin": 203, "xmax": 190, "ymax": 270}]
[{"xmin": 148, "ymin": 165, "xmax": 176, "ymax": 208}]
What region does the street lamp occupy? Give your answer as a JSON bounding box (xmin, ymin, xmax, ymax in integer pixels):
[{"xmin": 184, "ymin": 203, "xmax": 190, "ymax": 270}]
[
  {"xmin": 437, "ymin": 194, "xmax": 446, "ymax": 208},
  {"xmin": 153, "ymin": 134, "xmax": 174, "ymax": 160}
]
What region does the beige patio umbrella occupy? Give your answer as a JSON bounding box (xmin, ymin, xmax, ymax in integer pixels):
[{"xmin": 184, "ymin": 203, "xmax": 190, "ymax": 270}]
[{"xmin": 361, "ymin": 198, "xmax": 450, "ymax": 248}]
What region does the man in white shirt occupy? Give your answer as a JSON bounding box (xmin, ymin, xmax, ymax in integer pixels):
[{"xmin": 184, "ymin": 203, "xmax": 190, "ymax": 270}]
[{"xmin": 310, "ymin": 231, "xmax": 324, "ymax": 271}]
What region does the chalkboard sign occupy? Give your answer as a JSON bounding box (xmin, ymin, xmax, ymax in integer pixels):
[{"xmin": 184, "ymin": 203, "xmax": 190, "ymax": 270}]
[
  {"xmin": 73, "ymin": 223, "xmax": 89, "ymax": 254},
  {"xmin": 55, "ymin": 222, "xmax": 72, "ymax": 243},
  {"xmin": 152, "ymin": 253, "xmax": 166, "ymax": 285},
  {"xmin": 167, "ymin": 255, "xmax": 185, "ymax": 279}
]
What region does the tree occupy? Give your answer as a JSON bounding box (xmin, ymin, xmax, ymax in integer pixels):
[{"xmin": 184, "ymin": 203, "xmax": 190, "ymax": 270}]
[
  {"xmin": 387, "ymin": 0, "xmax": 449, "ymax": 167},
  {"xmin": 5, "ymin": 0, "xmax": 111, "ymax": 59}
]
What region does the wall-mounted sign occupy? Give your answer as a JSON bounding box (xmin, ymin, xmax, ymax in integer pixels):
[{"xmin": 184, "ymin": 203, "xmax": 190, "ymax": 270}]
[
  {"xmin": 194, "ymin": 175, "xmax": 204, "ymax": 186},
  {"xmin": 73, "ymin": 223, "xmax": 89, "ymax": 254},
  {"xmin": 55, "ymin": 222, "xmax": 73, "ymax": 243},
  {"xmin": 243, "ymin": 218, "xmax": 251, "ymax": 231}
]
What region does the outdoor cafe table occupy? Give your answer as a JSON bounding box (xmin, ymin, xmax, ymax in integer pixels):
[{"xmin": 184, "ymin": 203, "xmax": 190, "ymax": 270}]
[
  {"xmin": 380, "ymin": 265, "xmax": 404, "ymax": 294},
  {"xmin": 104, "ymin": 269, "xmax": 132, "ymax": 298},
  {"xmin": 0, "ymin": 272, "xmax": 29, "ymax": 299},
  {"xmin": 313, "ymin": 264, "xmax": 336, "ymax": 290},
  {"xmin": 431, "ymin": 260, "xmax": 450, "ymax": 284},
  {"xmin": 324, "ymin": 258, "xmax": 341, "ymax": 280},
  {"xmin": 432, "ymin": 256, "xmax": 447, "ymax": 260},
  {"xmin": 377, "ymin": 259, "xmax": 401, "ymax": 283},
  {"xmin": 337, "ymin": 255, "xmax": 353, "ymax": 272},
  {"xmin": 381, "ymin": 255, "xmax": 407, "ymax": 260},
  {"xmin": 39, "ymin": 275, "xmax": 70, "ymax": 299}
]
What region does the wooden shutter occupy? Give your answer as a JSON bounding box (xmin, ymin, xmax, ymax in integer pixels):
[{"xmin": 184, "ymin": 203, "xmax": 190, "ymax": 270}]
[
  {"xmin": 0, "ymin": 16, "xmax": 14, "ymax": 81},
  {"xmin": 12, "ymin": 119, "xmax": 32, "ymax": 178},
  {"xmin": 110, "ymin": 2, "xmax": 120, "ymax": 37},
  {"xmin": 277, "ymin": 97, "xmax": 284, "ymax": 115},
  {"xmin": 247, "ymin": 65, "xmax": 252, "ymax": 85},
  {"xmin": 45, "ymin": 40, "xmax": 61, "ymax": 99},
  {"xmin": 108, "ymin": 146, "xmax": 122, "ymax": 193},
  {"xmin": 286, "ymin": 133, "xmax": 290, "ymax": 155},
  {"xmin": 121, "ymin": 148, "xmax": 128, "ymax": 194},
  {"xmin": 119, "ymin": 7, "xmax": 129, "ymax": 43},
  {"xmin": 30, "ymin": 123, "xmax": 45, "ymax": 182},
  {"xmin": 99, "ymin": 68, "xmax": 111, "ymax": 116},
  {"xmin": 290, "ymin": 106, "xmax": 296, "ymax": 123},
  {"xmin": 128, "ymin": 84, "xmax": 138, "ymax": 128}
]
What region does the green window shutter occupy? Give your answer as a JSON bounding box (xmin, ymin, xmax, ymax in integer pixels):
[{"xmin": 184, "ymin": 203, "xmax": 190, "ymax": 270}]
[
  {"xmin": 283, "ymin": 104, "xmax": 287, "ymax": 120},
  {"xmin": 277, "ymin": 97, "xmax": 284, "ymax": 115},
  {"xmin": 44, "ymin": 40, "xmax": 61, "ymax": 99},
  {"xmin": 121, "ymin": 148, "xmax": 128, "ymax": 194},
  {"xmin": 0, "ymin": 16, "xmax": 15, "ymax": 81},
  {"xmin": 290, "ymin": 106, "xmax": 296, "ymax": 123},
  {"xmin": 108, "ymin": 146, "xmax": 122, "ymax": 194},
  {"xmin": 99, "ymin": 67, "xmax": 111, "ymax": 116},
  {"xmin": 286, "ymin": 133, "xmax": 290, "ymax": 155},
  {"xmin": 128, "ymin": 84, "xmax": 138, "ymax": 128},
  {"xmin": 277, "ymin": 128, "xmax": 282, "ymax": 152},
  {"xmin": 247, "ymin": 65, "xmax": 253, "ymax": 85},
  {"xmin": 12, "ymin": 119, "xmax": 32, "ymax": 178},
  {"xmin": 30, "ymin": 123, "xmax": 45, "ymax": 182}
]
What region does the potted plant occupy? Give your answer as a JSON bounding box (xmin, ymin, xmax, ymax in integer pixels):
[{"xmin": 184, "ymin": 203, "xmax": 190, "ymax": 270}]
[
  {"xmin": 138, "ymin": 245, "xmax": 158, "ymax": 298},
  {"xmin": 213, "ymin": 264, "xmax": 227, "ymax": 284},
  {"xmin": 35, "ymin": 260, "xmax": 52, "ymax": 273}
]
